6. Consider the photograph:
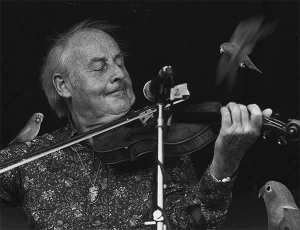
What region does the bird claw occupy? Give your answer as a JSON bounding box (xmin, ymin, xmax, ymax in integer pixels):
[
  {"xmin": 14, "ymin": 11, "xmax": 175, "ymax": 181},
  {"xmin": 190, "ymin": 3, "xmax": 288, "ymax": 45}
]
[{"xmin": 239, "ymin": 63, "xmax": 245, "ymax": 68}]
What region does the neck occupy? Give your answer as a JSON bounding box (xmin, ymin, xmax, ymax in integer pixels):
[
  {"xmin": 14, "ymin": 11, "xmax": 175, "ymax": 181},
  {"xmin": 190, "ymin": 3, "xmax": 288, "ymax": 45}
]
[{"xmin": 69, "ymin": 108, "xmax": 127, "ymax": 134}]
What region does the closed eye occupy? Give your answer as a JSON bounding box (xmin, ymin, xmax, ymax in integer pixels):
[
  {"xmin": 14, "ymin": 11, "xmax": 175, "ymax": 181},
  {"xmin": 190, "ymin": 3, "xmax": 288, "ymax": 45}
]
[
  {"xmin": 94, "ymin": 64, "xmax": 108, "ymax": 72},
  {"xmin": 92, "ymin": 62, "xmax": 108, "ymax": 72},
  {"xmin": 88, "ymin": 57, "xmax": 108, "ymax": 72}
]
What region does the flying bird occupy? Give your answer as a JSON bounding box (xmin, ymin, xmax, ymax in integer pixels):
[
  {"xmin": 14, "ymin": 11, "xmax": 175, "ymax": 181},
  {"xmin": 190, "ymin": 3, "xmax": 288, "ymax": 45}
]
[
  {"xmin": 8, "ymin": 113, "xmax": 44, "ymax": 146},
  {"xmin": 259, "ymin": 181, "xmax": 300, "ymax": 230},
  {"xmin": 216, "ymin": 15, "xmax": 277, "ymax": 90}
]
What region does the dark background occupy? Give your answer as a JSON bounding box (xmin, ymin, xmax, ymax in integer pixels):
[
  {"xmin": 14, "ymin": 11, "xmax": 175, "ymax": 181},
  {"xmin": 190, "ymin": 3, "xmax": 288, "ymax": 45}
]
[{"xmin": 0, "ymin": 1, "xmax": 299, "ymax": 229}]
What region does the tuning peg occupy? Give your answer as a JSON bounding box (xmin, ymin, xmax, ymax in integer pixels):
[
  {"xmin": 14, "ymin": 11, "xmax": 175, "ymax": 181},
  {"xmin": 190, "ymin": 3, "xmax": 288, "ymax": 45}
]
[
  {"xmin": 262, "ymin": 130, "xmax": 272, "ymax": 141},
  {"xmin": 277, "ymin": 135, "xmax": 287, "ymax": 145},
  {"xmin": 288, "ymin": 125, "xmax": 298, "ymax": 136},
  {"xmin": 287, "ymin": 119, "xmax": 300, "ymax": 141},
  {"xmin": 273, "ymin": 112, "xmax": 281, "ymax": 119}
]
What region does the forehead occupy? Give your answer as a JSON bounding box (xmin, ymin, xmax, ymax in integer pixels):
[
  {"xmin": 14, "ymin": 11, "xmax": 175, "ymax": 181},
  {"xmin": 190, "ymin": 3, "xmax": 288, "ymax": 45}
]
[{"xmin": 67, "ymin": 30, "xmax": 120, "ymax": 60}]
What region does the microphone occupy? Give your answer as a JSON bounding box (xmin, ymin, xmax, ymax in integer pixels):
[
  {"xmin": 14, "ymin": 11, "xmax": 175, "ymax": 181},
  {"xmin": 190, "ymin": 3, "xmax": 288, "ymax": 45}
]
[{"xmin": 143, "ymin": 66, "xmax": 173, "ymax": 102}]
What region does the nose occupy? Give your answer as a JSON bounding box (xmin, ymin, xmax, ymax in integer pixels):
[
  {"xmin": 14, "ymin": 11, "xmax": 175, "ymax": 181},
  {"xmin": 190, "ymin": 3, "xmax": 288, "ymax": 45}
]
[{"xmin": 109, "ymin": 64, "xmax": 126, "ymax": 83}]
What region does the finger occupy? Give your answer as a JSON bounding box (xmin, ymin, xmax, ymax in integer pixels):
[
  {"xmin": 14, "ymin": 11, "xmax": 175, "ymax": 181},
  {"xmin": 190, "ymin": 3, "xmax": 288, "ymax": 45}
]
[
  {"xmin": 247, "ymin": 104, "xmax": 262, "ymax": 129},
  {"xmin": 262, "ymin": 108, "xmax": 272, "ymax": 118},
  {"xmin": 238, "ymin": 104, "xmax": 250, "ymax": 126},
  {"xmin": 220, "ymin": 106, "xmax": 232, "ymax": 128},
  {"xmin": 228, "ymin": 102, "xmax": 242, "ymax": 126}
]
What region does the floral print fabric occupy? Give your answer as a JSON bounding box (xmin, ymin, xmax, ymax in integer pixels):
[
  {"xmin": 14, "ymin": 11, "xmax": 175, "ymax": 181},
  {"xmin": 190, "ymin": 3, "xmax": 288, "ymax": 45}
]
[{"xmin": 0, "ymin": 122, "xmax": 235, "ymax": 229}]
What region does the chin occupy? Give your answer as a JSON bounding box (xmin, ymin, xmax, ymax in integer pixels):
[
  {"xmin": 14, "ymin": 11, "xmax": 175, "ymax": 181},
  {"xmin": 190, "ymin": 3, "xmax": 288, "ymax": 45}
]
[
  {"xmin": 111, "ymin": 102, "xmax": 132, "ymax": 115},
  {"xmin": 106, "ymin": 93, "xmax": 135, "ymax": 113}
]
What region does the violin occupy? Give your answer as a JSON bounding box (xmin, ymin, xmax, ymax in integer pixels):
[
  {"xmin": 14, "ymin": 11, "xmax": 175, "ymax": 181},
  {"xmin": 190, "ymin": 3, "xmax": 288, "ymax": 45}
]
[
  {"xmin": 0, "ymin": 101, "xmax": 299, "ymax": 173},
  {"xmin": 92, "ymin": 102, "xmax": 300, "ymax": 164},
  {"xmin": 93, "ymin": 102, "xmax": 222, "ymax": 164}
]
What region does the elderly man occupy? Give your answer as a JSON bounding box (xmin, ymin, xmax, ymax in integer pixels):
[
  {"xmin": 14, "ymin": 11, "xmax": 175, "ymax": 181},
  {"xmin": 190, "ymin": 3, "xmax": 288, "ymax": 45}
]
[{"xmin": 0, "ymin": 20, "xmax": 272, "ymax": 229}]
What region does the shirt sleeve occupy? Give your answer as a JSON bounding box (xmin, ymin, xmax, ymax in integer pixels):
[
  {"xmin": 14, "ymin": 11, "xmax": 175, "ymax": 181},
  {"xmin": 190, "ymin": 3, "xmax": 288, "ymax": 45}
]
[
  {"xmin": 0, "ymin": 143, "xmax": 27, "ymax": 208},
  {"xmin": 0, "ymin": 134, "xmax": 55, "ymax": 208},
  {"xmin": 197, "ymin": 165, "xmax": 236, "ymax": 229},
  {"xmin": 163, "ymin": 155, "xmax": 235, "ymax": 229}
]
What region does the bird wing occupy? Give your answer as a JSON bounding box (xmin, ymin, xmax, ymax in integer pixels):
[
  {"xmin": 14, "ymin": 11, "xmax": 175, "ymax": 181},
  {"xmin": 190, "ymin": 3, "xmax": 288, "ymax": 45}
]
[
  {"xmin": 216, "ymin": 50, "xmax": 242, "ymax": 91},
  {"xmin": 226, "ymin": 51, "xmax": 242, "ymax": 90},
  {"xmin": 8, "ymin": 113, "xmax": 43, "ymax": 146},
  {"xmin": 8, "ymin": 126, "xmax": 33, "ymax": 145},
  {"xmin": 246, "ymin": 21, "xmax": 277, "ymax": 55},
  {"xmin": 231, "ymin": 16, "xmax": 277, "ymax": 55},
  {"xmin": 230, "ymin": 16, "xmax": 265, "ymax": 55},
  {"xmin": 277, "ymin": 208, "xmax": 300, "ymax": 230},
  {"xmin": 215, "ymin": 52, "xmax": 231, "ymax": 85}
]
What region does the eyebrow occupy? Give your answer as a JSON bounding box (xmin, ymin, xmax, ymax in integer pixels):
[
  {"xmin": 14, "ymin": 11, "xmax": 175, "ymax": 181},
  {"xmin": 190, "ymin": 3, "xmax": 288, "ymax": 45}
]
[
  {"xmin": 87, "ymin": 52, "xmax": 124, "ymax": 69},
  {"xmin": 113, "ymin": 53, "xmax": 123, "ymax": 61}
]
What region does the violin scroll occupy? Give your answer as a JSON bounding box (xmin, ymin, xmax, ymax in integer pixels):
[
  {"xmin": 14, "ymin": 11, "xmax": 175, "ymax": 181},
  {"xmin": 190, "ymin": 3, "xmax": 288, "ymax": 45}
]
[{"xmin": 262, "ymin": 115, "xmax": 300, "ymax": 145}]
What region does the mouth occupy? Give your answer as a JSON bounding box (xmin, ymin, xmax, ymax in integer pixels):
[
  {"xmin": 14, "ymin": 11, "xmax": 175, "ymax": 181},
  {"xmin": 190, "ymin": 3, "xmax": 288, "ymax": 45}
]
[
  {"xmin": 220, "ymin": 48, "xmax": 224, "ymax": 53},
  {"xmin": 105, "ymin": 88, "xmax": 125, "ymax": 96}
]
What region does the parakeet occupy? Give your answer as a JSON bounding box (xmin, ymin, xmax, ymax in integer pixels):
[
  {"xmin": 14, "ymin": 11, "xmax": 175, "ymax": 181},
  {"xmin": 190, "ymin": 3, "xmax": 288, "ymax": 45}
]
[
  {"xmin": 259, "ymin": 181, "xmax": 300, "ymax": 230},
  {"xmin": 216, "ymin": 15, "xmax": 277, "ymax": 90},
  {"xmin": 8, "ymin": 113, "xmax": 44, "ymax": 145}
]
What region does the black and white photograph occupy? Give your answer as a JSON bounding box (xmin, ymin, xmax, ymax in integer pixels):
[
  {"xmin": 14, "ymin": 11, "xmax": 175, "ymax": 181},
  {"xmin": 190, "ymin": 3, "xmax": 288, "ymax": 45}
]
[{"xmin": 0, "ymin": 1, "xmax": 299, "ymax": 229}]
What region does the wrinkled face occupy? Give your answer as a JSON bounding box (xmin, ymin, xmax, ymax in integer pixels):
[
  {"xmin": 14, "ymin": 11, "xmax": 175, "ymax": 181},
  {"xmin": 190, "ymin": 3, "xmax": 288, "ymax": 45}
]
[{"xmin": 66, "ymin": 30, "xmax": 135, "ymax": 122}]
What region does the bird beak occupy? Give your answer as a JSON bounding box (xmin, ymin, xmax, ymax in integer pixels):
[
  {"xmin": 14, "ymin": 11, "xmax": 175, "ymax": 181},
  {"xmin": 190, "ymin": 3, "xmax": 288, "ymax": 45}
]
[
  {"xmin": 258, "ymin": 187, "xmax": 264, "ymax": 198},
  {"xmin": 220, "ymin": 48, "xmax": 224, "ymax": 53}
]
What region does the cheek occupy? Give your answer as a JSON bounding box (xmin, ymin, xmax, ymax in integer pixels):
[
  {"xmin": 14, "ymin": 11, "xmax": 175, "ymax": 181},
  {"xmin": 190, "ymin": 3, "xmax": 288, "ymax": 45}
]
[
  {"xmin": 124, "ymin": 76, "xmax": 135, "ymax": 102},
  {"xmin": 76, "ymin": 73, "xmax": 106, "ymax": 94},
  {"xmin": 127, "ymin": 88, "xmax": 135, "ymax": 105},
  {"xmin": 72, "ymin": 79, "xmax": 107, "ymax": 106},
  {"xmin": 73, "ymin": 67, "xmax": 106, "ymax": 90}
]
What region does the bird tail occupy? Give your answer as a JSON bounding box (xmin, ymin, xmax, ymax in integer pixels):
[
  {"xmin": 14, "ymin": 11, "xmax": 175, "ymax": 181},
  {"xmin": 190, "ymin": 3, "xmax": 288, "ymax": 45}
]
[{"xmin": 245, "ymin": 60, "xmax": 262, "ymax": 73}]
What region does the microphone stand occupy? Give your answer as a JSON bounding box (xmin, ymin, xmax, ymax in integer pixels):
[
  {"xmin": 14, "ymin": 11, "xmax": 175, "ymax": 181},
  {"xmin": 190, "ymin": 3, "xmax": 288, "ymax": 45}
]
[
  {"xmin": 156, "ymin": 100, "xmax": 165, "ymax": 230},
  {"xmin": 144, "ymin": 99, "xmax": 167, "ymax": 230},
  {"xmin": 144, "ymin": 66, "xmax": 174, "ymax": 230},
  {"xmin": 155, "ymin": 69, "xmax": 172, "ymax": 228}
]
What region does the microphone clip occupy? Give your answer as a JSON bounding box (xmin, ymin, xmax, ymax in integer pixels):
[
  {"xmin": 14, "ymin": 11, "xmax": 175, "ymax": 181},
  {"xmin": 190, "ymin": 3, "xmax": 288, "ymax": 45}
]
[{"xmin": 152, "ymin": 66, "xmax": 174, "ymax": 104}]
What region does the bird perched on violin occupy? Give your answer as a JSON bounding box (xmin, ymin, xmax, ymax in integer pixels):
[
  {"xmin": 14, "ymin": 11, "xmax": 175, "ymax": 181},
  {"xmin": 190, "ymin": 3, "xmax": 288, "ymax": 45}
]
[
  {"xmin": 8, "ymin": 113, "xmax": 44, "ymax": 146},
  {"xmin": 259, "ymin": 181, "xmax": 300, "ymax": 230},
  {"xmin": 216, "ymin": 15, "xmax": 277, "ymax": 90}
]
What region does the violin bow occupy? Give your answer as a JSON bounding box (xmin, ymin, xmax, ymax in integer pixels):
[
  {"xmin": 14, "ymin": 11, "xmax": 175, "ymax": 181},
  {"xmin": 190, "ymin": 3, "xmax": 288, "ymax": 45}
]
[{"xmin": 0, "ymin": 99, "xmax": 187, "ymax": 174}]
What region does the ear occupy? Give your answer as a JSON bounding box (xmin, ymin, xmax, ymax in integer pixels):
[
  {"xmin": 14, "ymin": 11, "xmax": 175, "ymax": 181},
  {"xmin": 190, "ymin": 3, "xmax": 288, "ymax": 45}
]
[{"xmin": 53, "ymin": 74, "xmax": 72, "ymax": 98}]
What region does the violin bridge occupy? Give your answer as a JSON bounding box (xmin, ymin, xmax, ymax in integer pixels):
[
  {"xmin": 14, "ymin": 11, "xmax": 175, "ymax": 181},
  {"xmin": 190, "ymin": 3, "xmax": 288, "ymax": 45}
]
[{"xmin": 139, "ymin": 109, "xmax": 154, "ymax": 125}]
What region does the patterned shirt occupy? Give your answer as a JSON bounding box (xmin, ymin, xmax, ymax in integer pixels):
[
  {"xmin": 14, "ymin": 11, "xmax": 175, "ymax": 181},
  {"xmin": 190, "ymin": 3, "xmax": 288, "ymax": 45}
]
[{"xmin": 0, "ymin": 122, "xmax": 235, "ymax": 229}]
